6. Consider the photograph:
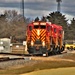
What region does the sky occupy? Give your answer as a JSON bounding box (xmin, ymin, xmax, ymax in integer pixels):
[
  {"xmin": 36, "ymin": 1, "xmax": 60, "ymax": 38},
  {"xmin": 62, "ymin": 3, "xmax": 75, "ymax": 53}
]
[{"xmin": 0, "ymin": 0, "xmax": 75, "ymax": 20}]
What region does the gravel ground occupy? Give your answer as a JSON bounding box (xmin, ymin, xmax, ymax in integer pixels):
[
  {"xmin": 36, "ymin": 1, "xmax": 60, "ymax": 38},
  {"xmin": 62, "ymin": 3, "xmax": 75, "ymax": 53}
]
[{"xmin": 0, "ymin": 59, "xmax": 37, "ymax": 70}]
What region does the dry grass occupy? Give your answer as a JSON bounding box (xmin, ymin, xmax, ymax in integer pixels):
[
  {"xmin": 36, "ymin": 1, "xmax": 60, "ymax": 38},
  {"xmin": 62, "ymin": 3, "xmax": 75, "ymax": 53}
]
[{"xmin": 21, "ymin": 67, "xmax": 75, "ymax": 75}]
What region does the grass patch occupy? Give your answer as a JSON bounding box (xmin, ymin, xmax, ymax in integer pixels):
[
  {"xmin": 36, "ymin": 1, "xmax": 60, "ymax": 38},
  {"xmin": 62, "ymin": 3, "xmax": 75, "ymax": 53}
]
[
  {"xmin": 0, "ymin": 60, "xmax": 75, "ymax": 75},
  {"xmin": 22, "ymin": 67, "xmax": 75, "ymax": 75}
]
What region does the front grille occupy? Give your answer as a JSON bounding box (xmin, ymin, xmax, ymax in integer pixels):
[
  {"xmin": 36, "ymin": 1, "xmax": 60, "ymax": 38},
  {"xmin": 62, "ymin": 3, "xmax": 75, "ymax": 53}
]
[
  {"xmin": 34, "ymin": 40, "xmax": 42, "ymax": 44},
  {"xmin": 31, "ymin": 29, "xmax": 46, "ymax": 42}
]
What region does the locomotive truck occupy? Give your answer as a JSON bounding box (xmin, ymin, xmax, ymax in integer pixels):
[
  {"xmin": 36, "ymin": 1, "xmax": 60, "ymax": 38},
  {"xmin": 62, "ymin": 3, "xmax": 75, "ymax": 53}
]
[{"xmin": 27, "ymin": 21, "xmax": 65, "ymax": 56}]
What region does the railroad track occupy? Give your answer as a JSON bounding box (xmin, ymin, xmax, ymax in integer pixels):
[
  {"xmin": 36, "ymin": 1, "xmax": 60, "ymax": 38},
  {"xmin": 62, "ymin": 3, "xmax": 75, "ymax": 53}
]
[
  {"xmin": 0, "ymin": 49, "xmax": 68, "ymax": 61},
  {"xmin": 0, "ymin": 53, "xmax": 33, "ymax": 62},
  {"xmin": 0, "ymin": 52, "xmax": 44, "ymax": 57},
  {"xmin": 0, "ymin": 53, "xmax": 31, "ymax": 56},
  {"xmin": 0, "ymin": 57, "xmax": 24, "ymax": 62}
]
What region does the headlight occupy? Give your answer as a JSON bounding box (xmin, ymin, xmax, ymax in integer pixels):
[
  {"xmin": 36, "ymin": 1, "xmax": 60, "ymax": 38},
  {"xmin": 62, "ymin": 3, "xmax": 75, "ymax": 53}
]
[
  {"xmin": 31, "ymin": 41, "xmax": 34, "ymax": 46},
  {"xmin": 37, "ymin": 30, "xmax": 40, "ymax": 36},
  {"xmin": 42, "ymin": 41, "xmax": 45, "ymax": 47}
]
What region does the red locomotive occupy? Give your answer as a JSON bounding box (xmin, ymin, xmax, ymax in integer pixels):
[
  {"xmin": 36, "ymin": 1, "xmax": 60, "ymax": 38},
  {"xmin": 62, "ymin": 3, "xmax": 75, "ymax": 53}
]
[{"xmin": 27, "ymin": 21, "xmax": 64, "ymax": 56}]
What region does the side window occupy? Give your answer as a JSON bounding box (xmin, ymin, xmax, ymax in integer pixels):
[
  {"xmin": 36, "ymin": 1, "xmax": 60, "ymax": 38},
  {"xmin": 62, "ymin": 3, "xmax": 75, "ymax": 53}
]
[
  {"xmin": 54, "ymin": 28, "xmax": 56, "ymax": 33},
  {"xmin": 29, "ymin": 26, "xmax": 32, "ymax": 31},
  {"xmin": 47, "ymin": 26, "xmax": 50, "ymax": 31},
  {"xmin": 59, "ymin": 30, "xmax": 62, "ymax": 34}
]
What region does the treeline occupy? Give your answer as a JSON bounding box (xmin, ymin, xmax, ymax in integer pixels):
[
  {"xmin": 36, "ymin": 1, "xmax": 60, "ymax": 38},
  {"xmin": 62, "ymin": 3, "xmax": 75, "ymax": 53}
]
[
  {"xmin": 0, "ymin": 10, "xmax": 30, "ymax": 42},
  {"xmin": 35, "ymin": 12, "xmax": 75, "ymax": 40},
  {"xmin": 47, "ymin": 12, "xmax": 75, "ymax": 40},
  {"xmin": 0, "ymin": 10, "xmax": 75, "ymax": 42}
]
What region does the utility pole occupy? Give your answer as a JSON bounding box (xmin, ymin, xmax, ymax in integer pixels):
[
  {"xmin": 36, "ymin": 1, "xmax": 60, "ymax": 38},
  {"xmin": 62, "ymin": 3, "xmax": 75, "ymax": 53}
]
[
  {"xmin": 56, "ymin": 0, "xmax": 62, "ymax": 12},
  {"xmin": 22, "ymin": 0, "xmax": 24, "ymax": 19}
]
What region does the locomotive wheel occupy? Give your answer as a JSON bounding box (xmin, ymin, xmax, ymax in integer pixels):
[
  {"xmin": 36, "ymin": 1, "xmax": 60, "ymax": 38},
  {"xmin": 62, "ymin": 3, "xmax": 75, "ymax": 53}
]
[
  {"xmin": 58, "ymin": 49, "xmax": 61, "ymax": 54},
  {"xmin": 46, "ymin": 52, "xmax": 48, "ymax": 57},
  {"xmin": 56, "ymin": 47, "xmax": 60, "ymax": 54},
  {"xmin": 52, "ymin": 47, "xmax": 57, "ymax": 55},
  {"xmin": 61, "ymin": 46, "xmax": 65, "ymax": 52},
  {"xmin": 55, "ymin": 49, "xmax": 57, "ymax": 55}
]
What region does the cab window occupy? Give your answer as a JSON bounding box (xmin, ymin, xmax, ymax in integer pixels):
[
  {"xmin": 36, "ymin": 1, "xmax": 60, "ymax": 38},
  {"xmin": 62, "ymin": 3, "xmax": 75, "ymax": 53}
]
[
  {"xmin": 54, "ymin": 28, "xmax": 56, "ymax": 33},
  {"xmin": 29, "ymin": 26, "xmax": 32, "ymax": 31},
  {"xmin": 47, "ymin": 26, "xmax": 50, "ymax": 31},
  {"xmin": 59, "ymin": 30, "xmax": 62, "ymax": 34}
]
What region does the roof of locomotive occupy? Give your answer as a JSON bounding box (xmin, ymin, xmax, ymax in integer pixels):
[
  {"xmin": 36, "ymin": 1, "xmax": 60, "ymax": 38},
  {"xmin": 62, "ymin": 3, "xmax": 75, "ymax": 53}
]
[
  {"xmin": 52, "ymin": 24, "xmax": 63, "ymax": 30},
  {"xmin": 28, "ymin": 21, "xmax": 63, "ymax": 30},
  {"xmin": 28, "ymin": 21, "xmax": 51, "ymax": 26}
]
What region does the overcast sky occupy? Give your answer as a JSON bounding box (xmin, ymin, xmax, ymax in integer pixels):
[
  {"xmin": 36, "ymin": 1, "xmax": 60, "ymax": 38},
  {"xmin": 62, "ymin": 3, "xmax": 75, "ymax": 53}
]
[{"xmin": 0, "ymin": 0, "xmax": 75, "ymax": 20}]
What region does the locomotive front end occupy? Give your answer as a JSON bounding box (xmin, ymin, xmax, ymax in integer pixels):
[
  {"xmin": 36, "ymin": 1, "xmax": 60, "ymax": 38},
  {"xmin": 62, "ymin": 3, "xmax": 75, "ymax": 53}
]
[{"xmin": 27, "ymin": 22, "xmax": 48, "ymax": 55}]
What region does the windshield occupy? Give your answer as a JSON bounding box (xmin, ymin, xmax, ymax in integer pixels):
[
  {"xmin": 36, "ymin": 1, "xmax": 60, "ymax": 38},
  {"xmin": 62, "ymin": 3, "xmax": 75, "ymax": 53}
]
[
  {"xmin": 34, "ymin": 25, "xmax": 39, "ymax": 29},
  {"xmin": 34, "ymin": 25, "xmax": 46, "ymax": 29},
  {"xmin": 40, "ymin": 25, "xmax": 46, "ymax": 29}
]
